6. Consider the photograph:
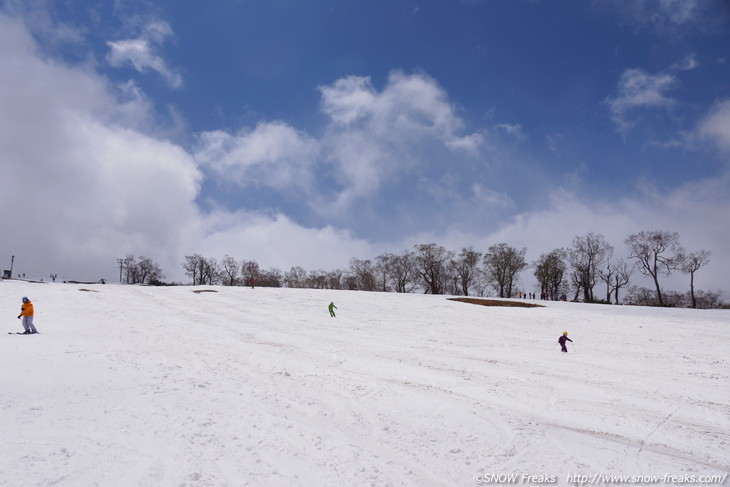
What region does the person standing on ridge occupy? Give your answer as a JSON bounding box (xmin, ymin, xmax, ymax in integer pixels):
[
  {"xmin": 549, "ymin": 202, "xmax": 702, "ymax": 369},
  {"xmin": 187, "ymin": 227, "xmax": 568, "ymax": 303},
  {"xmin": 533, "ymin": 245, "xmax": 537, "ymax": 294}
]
[
  {"xmin": 18, "ymin": 296, "xmax": 38, "ymax": 334},
  {"xmin": 558, "ymin": 331, "xmax": 572, "ymax": 353},
  {"xmin": 328, "ymin": 302, "xmax": 337, "ymax": 318}
]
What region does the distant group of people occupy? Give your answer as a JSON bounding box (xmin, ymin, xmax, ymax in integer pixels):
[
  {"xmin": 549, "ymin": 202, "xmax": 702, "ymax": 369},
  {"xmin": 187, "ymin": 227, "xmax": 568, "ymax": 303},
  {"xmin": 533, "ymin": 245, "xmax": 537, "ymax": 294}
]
[
  {"xmin": 539, "ymin": 293, "xmax": 568, "ymax": 301},
  {"xmin": 512, "ymin": 291, "xmax": 569, "ymax": 302}
]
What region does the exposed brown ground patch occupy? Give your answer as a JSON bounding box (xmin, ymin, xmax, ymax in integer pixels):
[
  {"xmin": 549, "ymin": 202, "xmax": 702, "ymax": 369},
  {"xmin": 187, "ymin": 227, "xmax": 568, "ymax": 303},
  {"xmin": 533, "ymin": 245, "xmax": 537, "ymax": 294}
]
[
  {"xmin": 448, "ymin": 297, "xmax": 544, "ymax": 308},
  {"xmin": 192, "ymin": 289, "xmax": 218, "ymax": 294}
]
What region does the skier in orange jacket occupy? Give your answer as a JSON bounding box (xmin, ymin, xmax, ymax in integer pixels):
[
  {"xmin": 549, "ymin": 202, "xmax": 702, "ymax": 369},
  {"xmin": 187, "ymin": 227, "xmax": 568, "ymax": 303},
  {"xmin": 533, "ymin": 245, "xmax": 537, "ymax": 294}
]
[{"xmin": 18, "ymin": 297, "xmax": 38, "ymax": 334}]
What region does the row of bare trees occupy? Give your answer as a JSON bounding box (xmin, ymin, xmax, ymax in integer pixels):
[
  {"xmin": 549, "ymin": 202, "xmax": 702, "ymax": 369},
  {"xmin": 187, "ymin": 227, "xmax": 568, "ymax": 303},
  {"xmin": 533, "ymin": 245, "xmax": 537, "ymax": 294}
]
[
  {"xmin": 273, "ymin": 243, "xmax": 530, "ymax": 299},
  {"xmin": 532, "ymin": 233, "xmax": 633, "ymax": 304},
  {"xmin": 182, "ymin": 254, "xmax": 283, "ymax": 287},
  {"xmin": 533, "ymin": 231, "xmax": 713, "ymax": 307},
  {"xmin": 624, "ymin": 287, "xmax": 722, "ymax": 309},
  {"xmin": 117, "ymin": 229, "xmax": 717, "ymax": 308}
]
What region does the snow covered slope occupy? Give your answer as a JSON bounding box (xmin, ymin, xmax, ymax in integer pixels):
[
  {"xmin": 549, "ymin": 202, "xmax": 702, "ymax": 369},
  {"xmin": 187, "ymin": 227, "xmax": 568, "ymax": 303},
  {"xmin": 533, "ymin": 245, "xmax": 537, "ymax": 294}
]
[{"xmin": 0, "ymin": 280, "xmax": 728, "ymax": 487}]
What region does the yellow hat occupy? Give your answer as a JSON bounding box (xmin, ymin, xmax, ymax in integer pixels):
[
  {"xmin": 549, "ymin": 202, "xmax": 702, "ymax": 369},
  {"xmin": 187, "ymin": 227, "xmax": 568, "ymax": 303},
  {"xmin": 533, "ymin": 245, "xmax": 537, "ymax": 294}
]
[{"xmin": 563, "ymin": 331, "xmax": 568, "ymax": 335}]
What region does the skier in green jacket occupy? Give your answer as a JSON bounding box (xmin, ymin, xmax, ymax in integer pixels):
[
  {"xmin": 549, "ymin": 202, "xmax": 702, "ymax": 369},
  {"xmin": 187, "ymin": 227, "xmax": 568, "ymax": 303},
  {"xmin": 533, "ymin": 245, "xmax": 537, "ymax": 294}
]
[{"xmin": 328, "ymin": 302, "xmax": 337, "ymax": 317}]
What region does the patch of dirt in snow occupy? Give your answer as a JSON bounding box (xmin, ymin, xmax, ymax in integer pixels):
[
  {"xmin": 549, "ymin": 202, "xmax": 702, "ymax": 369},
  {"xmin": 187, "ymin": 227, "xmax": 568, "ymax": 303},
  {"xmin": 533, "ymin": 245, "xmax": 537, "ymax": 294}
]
[{"xmin": 448, "ymin": 297, "xmax": 544, "ymax": 308}]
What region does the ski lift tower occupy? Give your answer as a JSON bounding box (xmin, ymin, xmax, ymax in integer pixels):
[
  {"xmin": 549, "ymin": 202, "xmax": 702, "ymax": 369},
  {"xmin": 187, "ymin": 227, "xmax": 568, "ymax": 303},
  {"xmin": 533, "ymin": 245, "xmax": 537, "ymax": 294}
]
[{"xmin": 3, "ymin": 255, "xmax": 13, "ymax": 279}]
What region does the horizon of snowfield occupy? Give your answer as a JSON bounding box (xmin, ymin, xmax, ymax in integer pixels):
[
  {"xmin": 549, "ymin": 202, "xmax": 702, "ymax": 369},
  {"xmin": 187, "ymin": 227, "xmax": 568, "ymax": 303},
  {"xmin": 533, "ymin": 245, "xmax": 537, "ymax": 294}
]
[{"xmin": 0, "ymin": 280, "xmax": 728, "ymax": 487}]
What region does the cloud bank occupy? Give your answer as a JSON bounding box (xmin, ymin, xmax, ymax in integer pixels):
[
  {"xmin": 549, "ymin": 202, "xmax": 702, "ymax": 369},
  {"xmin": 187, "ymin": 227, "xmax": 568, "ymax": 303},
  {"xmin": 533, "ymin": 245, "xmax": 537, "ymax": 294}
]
[
  {"xmin": 1, "ymin": 11, "xmax": 727, "ymax": 295},
  {"xmin": 0, "ymin": 14, "xmax": 199, "ymax": 279}
]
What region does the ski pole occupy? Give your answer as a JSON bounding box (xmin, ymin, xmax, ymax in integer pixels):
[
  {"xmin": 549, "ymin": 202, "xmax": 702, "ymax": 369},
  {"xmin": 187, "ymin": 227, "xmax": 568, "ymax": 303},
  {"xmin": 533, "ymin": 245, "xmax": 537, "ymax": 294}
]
[
  {"xmin": 571, "ymin": 343, "xmax": 576, "ymax": 353},
  {"xmin": 551, "ymin": 343, "xmax": 558, "ymax": 351}
]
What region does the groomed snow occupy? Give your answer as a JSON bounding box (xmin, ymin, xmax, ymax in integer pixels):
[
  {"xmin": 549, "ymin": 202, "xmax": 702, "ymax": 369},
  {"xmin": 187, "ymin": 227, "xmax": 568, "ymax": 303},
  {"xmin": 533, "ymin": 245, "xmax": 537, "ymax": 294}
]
[{"xmin": 0, "ymin": 280, "xmax": 728, "ymax": 487}]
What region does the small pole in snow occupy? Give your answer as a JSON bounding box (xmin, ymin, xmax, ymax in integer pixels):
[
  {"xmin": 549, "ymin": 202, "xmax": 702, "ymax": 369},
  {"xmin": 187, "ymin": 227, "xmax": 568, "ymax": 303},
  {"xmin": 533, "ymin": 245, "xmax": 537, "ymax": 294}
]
[{"xmin": 117, "ymin": 258, "xmax": 124, "ymax": 283}]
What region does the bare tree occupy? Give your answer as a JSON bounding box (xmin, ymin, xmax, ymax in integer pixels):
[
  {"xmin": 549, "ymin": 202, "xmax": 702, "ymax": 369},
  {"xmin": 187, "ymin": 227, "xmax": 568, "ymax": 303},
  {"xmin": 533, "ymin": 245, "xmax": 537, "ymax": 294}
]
[
  {"xmin": 342, "ymin": 274, "xmax": 358, "ymax": 290},
  {"xmin": 450, "ymin": 247, "xmax": 482, "ymax": 296},
  {"xmin": 380, "ymin": 251, "xmax": 418, "ymax": 293},
  {"xmin": 183, "ymin": 254, "xmax": 211, "ymax": 285},
  {"xmin": 624, "ymin": 286, "xmax": 656, "ymax": 306},
  {"xmin": 610, "ymin": 259, "xmax": 635, "ymax": 304},
  {"xmin": 569, "ymin": 233, "xmax": 613, "ymax": 302},
  {"xmin": 625, "ymin": 231, "xmax": 682, "ymax": 307},
  {"xmin": 284, "ymin": 266, "xmax": 307, "ymax": 288},
  {"xmin": 183, "ymin": 254, "xmax": 200, "ymax": 285},
  {"xmin": 121, "ymin": 254, "xmax": 137, "ymax": 284},
  {"xmin": 534, "ymin": 249, "xmax": 568, "ymax": 300},
  {"xmin": 307, "ymin": 270, "xmax": 328, "ymax": 289},
  {"xmin": 201, "ymin": 257, "xmax": 219, "ymax": 285},
  {"xmin": 258, "ymin": 267, "xmax": 283, "ymax": 288},
  {"xmin": 598, "ymin": 251, "xmax": 616, "ymax": 303},
  {"xmin": 137, "ymin": 256, "xmax": 164, "ymax": 284},
  {"xmin": 220, "ymin": 255, "xmax": 240, "ymax": 286},
  {"xmin": 483, "ymin": 243, "xmax": 528, "ymax": 298},
  {"xmin": 374, "ymin": 255, "xmax": 391, "ymax": 292},
  {"xmin": 349, "ymin": 258, "xmax": 377, "ymax": 291},
  {"xmin": 692, "ymin": 289, "xmax": 723, "ymax": 309},
  {"xmin": 471, "ymin": 268, "xmax": 489, "ymax": 297},
  {"xmin": 413, "ymin": 244, "xmax": 453, "ymax": 294},
  {"xmin": 325, "ymin": 269, "xmax": 344, "ymax": 290},
  {"xmin": 680, "ymin": 250, "xmax": 711, "ymax": 309},
  {"xmin": 241, "ymin": 260, "xmax": 260, "ymax": 285}
]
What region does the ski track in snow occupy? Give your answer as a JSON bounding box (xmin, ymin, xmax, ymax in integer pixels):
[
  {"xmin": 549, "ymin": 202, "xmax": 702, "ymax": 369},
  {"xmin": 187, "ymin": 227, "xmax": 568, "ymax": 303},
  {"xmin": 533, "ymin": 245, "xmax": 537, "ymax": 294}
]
[{"xmin": 0, "ymin": 281, "xmax": 728, "ymax": 486}]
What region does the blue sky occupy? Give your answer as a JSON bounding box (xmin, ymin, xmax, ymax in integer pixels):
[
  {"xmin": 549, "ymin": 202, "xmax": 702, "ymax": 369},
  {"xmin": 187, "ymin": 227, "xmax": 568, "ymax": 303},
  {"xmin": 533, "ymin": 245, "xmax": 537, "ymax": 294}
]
[{"xmin": 1, "ymin": 0, "xmax": 729, "ymax": 293}]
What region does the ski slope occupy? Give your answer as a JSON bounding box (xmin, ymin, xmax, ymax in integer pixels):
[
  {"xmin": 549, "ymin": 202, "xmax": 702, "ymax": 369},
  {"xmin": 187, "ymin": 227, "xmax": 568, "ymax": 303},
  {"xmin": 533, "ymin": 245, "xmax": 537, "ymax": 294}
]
[{"xmin": 0, "ymin": 280, "xmax": 728, "ymax": 487}]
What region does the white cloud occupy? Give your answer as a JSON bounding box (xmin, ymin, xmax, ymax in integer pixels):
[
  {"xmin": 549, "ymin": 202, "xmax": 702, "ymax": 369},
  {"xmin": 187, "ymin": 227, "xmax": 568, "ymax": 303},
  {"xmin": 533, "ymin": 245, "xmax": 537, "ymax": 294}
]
[
  {"xmin": 672, "ymin": 54, "xmax": 699, "ymax": 71},
  {"xmin": 141, "ymin": 19, "xmax": 174, "ymax": 44},
  {"xmin": 606, "ymin": 68, "xmax": 676, "ymax": 132},
  {"xmin": 494, "ymin": 123, "xmax": 526, "ymax": 139},
  {"xmin": 471, "ymin": 184, "xmax": 513, "ymax": 209},
  {"xmin": 545, "ymin": 133, "xmax": 565, "ymax": 152},
  {"xmin": 199, "ymin": 209, "xmax": 375, "ymax": 272},
  {"xmin": 320, "ymin": 71, "xmax": 483, "ymax": 150},
  {"xmin": 195, "ymin": 122, "xmax": 320, "ymax": 193},
  {"xmin": 319, "ymin": 76, "xmax": 377, "ymax": 125},
  {"xmin": 318, "ymin": 71, "xmax": 484, "ymax": 211},
  {"xmin": 198, "ymin": 71, "xmax": 486, "ymax": 215},
  {"xmin": 698, "ymin": 99, "xmax": 730, "ymax": 155},
  {"xmin": 0, "ymin": 0, "xmax": 86, "ymax": 50},
  {"xmin": 611, "ymin": 0, "xmax": 703, "ymax": 31},
  {"xmin": 106, "ymin": 20, "xmax": 182, "ymax": 88},
  {"xmin": 659, "ymin": 0, "xmax": 700, "ymax": 24}
]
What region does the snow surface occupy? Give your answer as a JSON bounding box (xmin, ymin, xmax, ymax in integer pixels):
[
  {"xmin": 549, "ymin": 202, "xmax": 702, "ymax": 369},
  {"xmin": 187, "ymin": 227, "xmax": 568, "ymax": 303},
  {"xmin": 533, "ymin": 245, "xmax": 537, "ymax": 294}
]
[{"xmin": 0, "ymin": 280, "xmax": 728, "ymax": 487}]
